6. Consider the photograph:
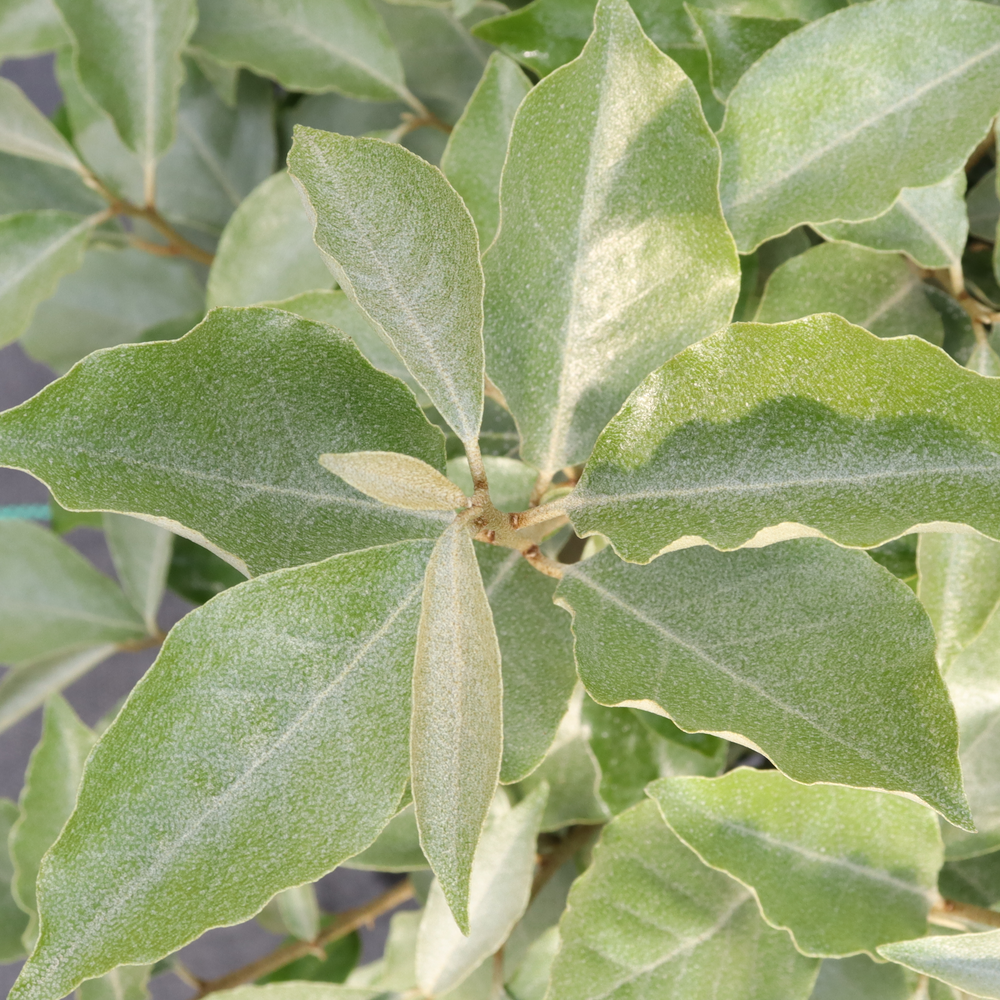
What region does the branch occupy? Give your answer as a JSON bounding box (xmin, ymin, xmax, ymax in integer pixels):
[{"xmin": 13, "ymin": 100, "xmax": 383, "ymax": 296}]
[
  {"xmin": 931, "ymin": 897, "xmax": 1000, "ymax": 930},
  {"xmin": 193, "ymin": 879, "xmax": 415, "ymax": 997}
]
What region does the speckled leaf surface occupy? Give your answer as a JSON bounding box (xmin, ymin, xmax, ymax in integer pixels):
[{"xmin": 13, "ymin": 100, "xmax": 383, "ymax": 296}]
[
  {"xmin": 476, "ymin": 544, "xmax": 576, "ymax": 783},
  {"xmin": 343, "ymin": 802, "xmax": 427, "ymax": 872},
  {"xmin": 289, "ymin": 128, "xmax": 485, "ymax": 445},
  {"xmin": 650, "ymin": 769, "xmax": 943, "ymax": 957},
  {"xmin": 880, "ymin": 931, "xmax": 1000, "ymax": 1000},
  {"xmin": 53, "ymin": 0, "xmax": 196, "ymax": 171},
  {"xmin": 191, "ymin": 0, "xmax": 407, "ymax": 103},
  {"xmin": 482, "ymin": 0, "xmax": 739, "ymax": 475},
  {"xmin": 320, "ymin": 452, "xmax": 469, "ymax": 512},
  {"xmin": 0, "ymin": 308, "xmax": 449, "ymax": 576},
  {"xmin": 568, "ymin": 316, "xmax": 1000, "ymax": 560},
  {"xmin": 814, "ymin": 172, "xmax": 968, "ymax": 270},
  {"xmin": 411, "ymin": 521, "xmax": 503, "ymax": 930},
  {"xmin": 719, "ymin": 0, "xmax": 1000, "ymax": 251},
  {"xmin": 441, "ymin": 53, "xmax": 531, "ymax": 248},
  {"xmin": 555, "ymin": 541, "xmax": 968, "ymax": 826},
  {"xmin": 207, "ymin": 171, "xmax": 333, "ymax": 309},
  {"xmin": 548, "ymin": 800, "xmax": 820, "ymax": 1000},
  {"xmin": 755, "ymin": 243, "xmax": 944, "ymax": 344},
  {"xmin": 10, "ymin": 696, "xmax": 95, "ymax": 950},
  {"xmin": 809, "ymin": 955, "xmax": 917, "ymax": 1000},
  {"xmin": 0, "ymin": 210, "xmax": 94, "ymax": 347},
  {"xmin": 76, "ymin": 966, "xmax": 151, "ymax": 1000},
  {"xmin": 0, "ymin": 521, "xmax": 144, "ymax": 665},
  {"xmin": 8, "ymin": 541, "xmax": 432, "ymax": 1000},
  {"xmin": 0, "ymin": 78, "xmax": 84, "ymax": 172}
]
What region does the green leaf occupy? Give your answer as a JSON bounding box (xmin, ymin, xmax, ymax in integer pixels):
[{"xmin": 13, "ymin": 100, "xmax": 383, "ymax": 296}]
[
  {"xmin": 190, "ymin": 0, "xmax": 408, "ymax": 104},
  {"xmin": 555, "ymin": 540, "xmax": 969, "ymax": 827},
  {"xmin": 809, "ymin": 955, "xmax": 917, "ymax": 1000},
  {"xmin": 568, "ymin": 315, "xmax": 1000, "ymax": 559},
  {"xmin": 53, "ymin": 0, "xmax": 196, "ymax": 181},
  {"xmin": 320, "ymin": 452, "xmax": 470, "ymax": 512},
  {"xmin": 155, "ymin": 59, "xmax": 276, "ymax": 237},
  {"xmin": 166, "ymin": 535, "xmax": 246, "ymax": 605},
  {"xmin": 449, "ymin": 457, "xmax": 536, "ymax": 513},
  {"xmin": 475, "ymin": 542, "xmax": 577, "ymax": 783},
  {"xmin": 102, "ymin": 514, "xmax": 172, "ymax": 634},
  {"xmin": 9, "ymin": 541, "xmax": 432, "ymax": 1000},
  {"xmin": 416, "ymin": 786, "xmax": 548, "ymax": 996},
  {"xmin": 755, "ymin": 242, "xmax": 944, "ymax": 345},
  {"xmin": 189, "ymin": 48, "xmax": 240, "ymax": 107},
  {"xmin": 0, "ymin": 151, "xmax": 104, "ymax": 216},
  {"xmin": 275, "ymin": 884, "xmax": 321, "ymax": 942},
  {"xmin": 76, "ymin": 966, "xmax": 151, "ymax": 1000},
  {"xmin": 343, "ymin": 801, "xmax": 428, "ymax": 872},
  {"xmin": 0, "ymin": 308, "xmax": 449, "ymax": 576},
  {"xmin": 814, "ymin": 172, "xmax": 969, "ymax": 271},
  {"xmin": 517, "ymin": 690, "xmax": 611, "ymax": 830},
  {"xmin": 440, "ymin": 52, "xmax": 531, "ymax": 248},
  {"xmin": 10, "ymin": 695, "xmax": 96, "ymax": 950},
  {"xmin": 583, "ymin": 700, "xmax": 725, "ymax": 815},
  {"xmin": 207, "ymin": 172, "xmax": 333, "ymax": 310},
  {"xmin": 289, "ymin": 128, "xmax": 486, "ymax": 445},
  {"xmin": 0, "ymin": 799, "xmax": 28, "ymax": 962},
  {"xmin": 503, "ymin": 861, "xmax": 576, "ymax": 979},
  {"xmin": 718, "ymin": 0, "xmax": 1000, "ymax": 252},
  {"xmin": 867, "ymin": 534, "xmax": 919, "ymax": 589},
  {"xmin": 686, "ymin": 6, "xmax": 802, "ymax": 101},
  {"xmin": 506, "ymin": 925, "xmax": 559, "ymax": 1000},
  {"xmin": 968, "ymin": 166, "xmax": 998, "ymax": 242},
  {"xmin": 634, "ymin": 706, "xmax": 727, "ymax": 759},
  {"xmin": 0, "ymin": 0, "xmax": 68, "ymax": 59},
  {"xmin": 196, "ymin": 986, "xmax": 384, "ymax": 1000},
  {"xmin": 0, "ymin": 78, "xmax": 85, "ymax": 173},
  {"xmin": 482, "ymin": 0, "xmax": 740, "ymax": 475},
  {"xmin": 939, "ymin": 851, "xmax": 1000, "ymax": 908},
  {"xmin": 879, "ymin": 931, "xmax": 1000, "ymax": 1000},
  {"xmin": 257, "ymin": 930, "xmax": 361, "ymax": 985},
  {"xmin": 0, "ymin": 209, "xmax": 95, "ymax": 348},
  {"xmin": 938, "ymin": 608, "xmax": 1000, "ymax": 859},
  {"xmin": 0, "ymin": 521, "xmax": 145, "ymax": 665},
  {"xmin": 649, "ymin": 769, "xmax": 943, "ymax": 957},
  {"xmin": 549, "ymin": 800, "xmax": 820, "ymax": 1000},
  {"xmin": 411, "ymin": 521, "xmax": 503, "ymax": 931},
  {"xmin": 0, "ymin": 646, "xmax": 117, "ymax": 737},
  {"xmin": 21, "ymin": 244, "xmax": 204, "ymax": 374}
]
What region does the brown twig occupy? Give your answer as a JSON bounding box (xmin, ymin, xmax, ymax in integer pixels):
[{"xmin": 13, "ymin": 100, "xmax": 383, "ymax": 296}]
[
  {"xmin": 116, "ymin": 632, "xmax": 165, "ymax": 653},
  {"xmin": 193, "ymin": 879, "xmax": 415, "ymax": 997},
  {"xmin": 932, "ymin": 897, "xmax": 1000, "ymax": 929}
]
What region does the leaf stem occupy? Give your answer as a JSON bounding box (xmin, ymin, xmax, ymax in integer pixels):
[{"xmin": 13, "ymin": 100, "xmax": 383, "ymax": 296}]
[
  {"xmin": 192, "ymin": 879, "xmax": 415, "ymax": 997},
  {"xmin": 511, "ymin": 499, "xmax": 568, "ymax": 530},
  {"xmin": 931, "ymin": 897, "xmax": 1000, "ymax": 929}
]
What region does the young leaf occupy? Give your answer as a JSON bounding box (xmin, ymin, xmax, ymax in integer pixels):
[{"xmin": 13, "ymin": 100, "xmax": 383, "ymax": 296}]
[
  {"xmin": 275, "ymin": 884, "xmax": 321, "ymax": 943},
  {"xmin": 9, "ymin": 541, "xmax": 432, "ymax": 1000},
  {"xmin": 0, "ymin": 0, "xmax": 68, "ymax": 60},
  {"xmin": 809, "ymin": 955, "xmax": 917, "ymax": 1000},
  {"xmin": 343, "ymin": 802, "xmax": 428, "ymax": 872},
  {"xmin": 879, "ymin": 931, "xmax": 1000, "ymax": 1000},
  {"xmin": 440, "ymin": 52, "xmax": 532, "ymax": 248},
  {"xmin": 475, "ymin": 543, "xmax": 576, "ymax": 783},
  {"xmin": 0, "ymin": 521, "xmax": 145, "ymax": 665},
  {"xmin": 555, "ymin": 540, "xmax": 969, "ymax": 827},
  {"xmin": 548, "ymin": 800, "xmax": 820, "ymax": 1000},
  {"xmin": 814, "ymin": 172, "xmax": 969, "ymax": 271},
  {"xmin": 21, "ymin": 244, "xmax": 204, "ymax": 374},
  {"xmin": 719, "ymin": 0, "xmax": 1000, "ymax": 251},
  {"xmin": 649, "ymin": 770, "xmax": 943, "ymax": 957},
  {"xmin": 686, "ymin": 6, "xmax": 802, "ymax": 102},
  {"xmin": 289, "ymin": 128, "xmax": 486, "ymax": 445},
  {"xmin": 53, "ymin": 0, "xmax": 197, "ymax": 188},
  {"xmin": 103, "ymin": 514, "xmax": 172, "ymax": 634},
  {"xmin": 0, "ymin": 308, "xmax": 449, "ymax": 576},
  {"xmin": 0, "ymin": 78, "xmax": 85, "ymax": 173},
  {"xmin": 10, "ymin": 696, "xmax": 96, "ymax": 950},
  {"xmin": 207, "ymin": 171, "xmax": 333, "ymax": 309},
  {"xmin": 755, "ymin": 242, "xmax": 944, "ymax": 345},
  {"xmin": 416, "ymin": 786, "xmax": 548, "ymax": 996},
  {"xmin": 412, "ymin": 520, "xmax": 503, "ymax": 931},
  {"xmin": 0, "ymin": 210, "xmax": 95, "ymax": 347},
  {"xmin": 482, "ymin": 0, "xmax": 740, "ymax": 475},
  {"xmin": 320, "ymin": 452, "xmax": 470, "ymax": 512},
  {"xmin": 0, "ymin": 646, "xmax": 118, "ymax": 737},
  {"xmin": 0, "ymin": 799, "xmax": 28, "ymax": 962},
  {"xmin": 568, "ymin": 315, "xmax": 1000, "ymax": 560},
  {"xmin": 76, "ymin": 966, "xmax": 151, "ymax": 1000},
  {"xmin": 190, "ymin": 0, "xmax": 408, "ymax": 104}
]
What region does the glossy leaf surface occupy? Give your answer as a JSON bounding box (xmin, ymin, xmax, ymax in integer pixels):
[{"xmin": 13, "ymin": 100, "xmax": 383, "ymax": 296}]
[
  {"xmin": 9, "ymin": 541, "xmax": 432, "ymax": 1000},
  {"xmin": 569, "ymin": 315, "xmax": 1000, "ymax": 559},
  {"xmin": 0, "ymin": 308, "xmax": 449, "ymax": 576},
  {"xmin": 482, "ymin": 0, "xmax": 739, "ymax": 474},
  {"xmin": 556, "ymin": 541, "xmax": 968, "ymax": 826}
]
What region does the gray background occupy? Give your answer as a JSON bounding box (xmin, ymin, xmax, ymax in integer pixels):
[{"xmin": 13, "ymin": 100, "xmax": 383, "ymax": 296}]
[{"xmin": 0, "ymin": 54, "xmax": 408, "ymax": 998}]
